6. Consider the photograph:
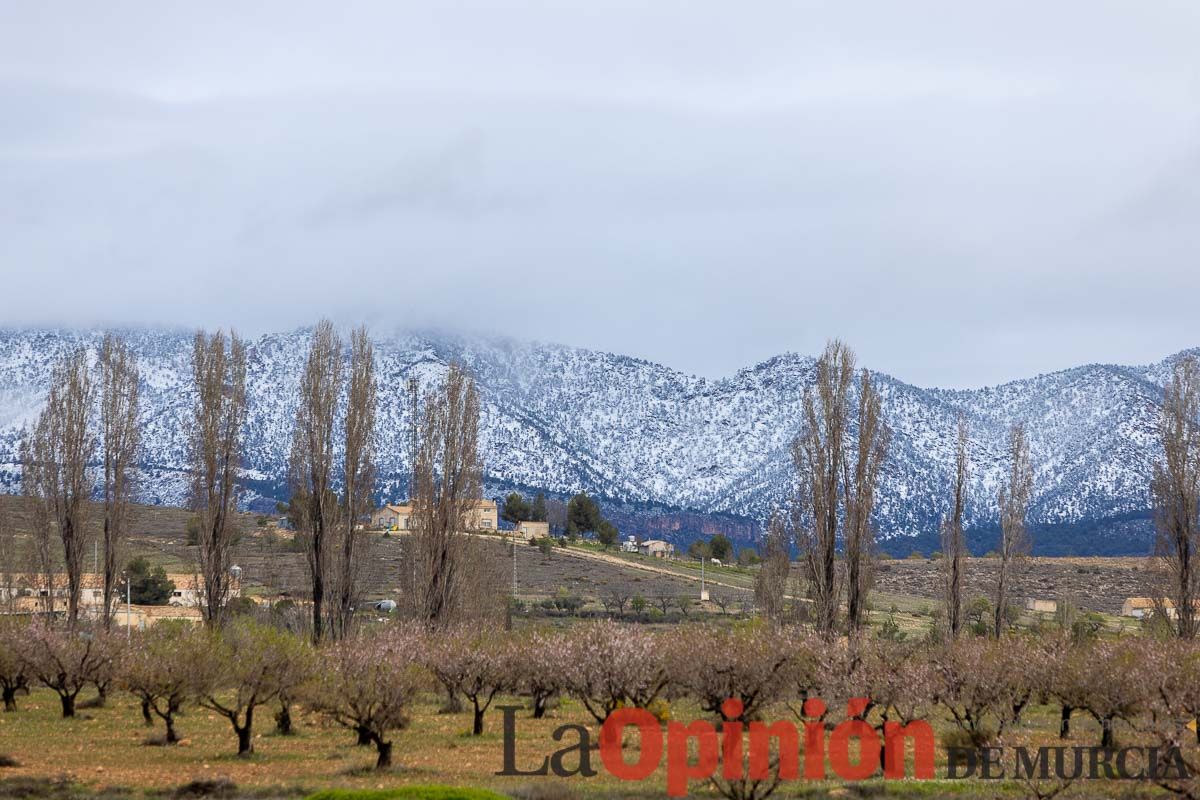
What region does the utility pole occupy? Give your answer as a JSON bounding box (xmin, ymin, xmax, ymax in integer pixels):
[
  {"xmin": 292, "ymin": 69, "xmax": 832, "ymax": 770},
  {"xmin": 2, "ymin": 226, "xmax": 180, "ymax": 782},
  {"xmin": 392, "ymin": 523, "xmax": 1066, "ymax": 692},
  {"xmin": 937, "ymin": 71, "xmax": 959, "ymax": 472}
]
[
  {"xmin": 124, "ymin": 571, "xmax": 131, "ymax": 640},
  {"xmin": 699, "ymin": 556, "xmax": 709, "ymax": 602},
  {"xmin": 506, "ymin": 529, "xmax": 518, "ymax": 632}
]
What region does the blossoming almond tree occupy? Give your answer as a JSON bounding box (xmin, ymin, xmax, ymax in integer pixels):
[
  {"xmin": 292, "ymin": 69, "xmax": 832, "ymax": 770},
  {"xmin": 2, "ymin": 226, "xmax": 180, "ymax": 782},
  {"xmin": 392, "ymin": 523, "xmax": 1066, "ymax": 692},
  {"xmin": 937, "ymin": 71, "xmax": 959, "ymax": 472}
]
[
  {"xmin": 664, "ymin": 625, "xmax": 793, "ymax": 724},
  {"xmin": 509, "ymin": 629, "xmax": 568, "ymax": 719},
  {"xmin": 1053, "ymin": 638, "xmax": 1147, "ymax": 749},
  {"xmin": 0, "ymin": 623, "xmax": 28, "ymax": 712},
  {"xmin": 121, "ymin": 626, "xmax": 209, "ymax": 744},
  {"xmin": 423, "ymin": 628, "xmax": 516, "ymax": 735},
  {"xmin": 561, "ymin": 620, "xmax": 668, "ymax": 726},
  {"xmin": 309, "ymin": 629, "xmax": 426, "ymax": 769},
  {"xmin": 194, "ymin": 621, "xmax": 315, "ymax": 756},
  {"xmin": 18, "ymin": 624, "xmax": 116, "ymax": 718}
]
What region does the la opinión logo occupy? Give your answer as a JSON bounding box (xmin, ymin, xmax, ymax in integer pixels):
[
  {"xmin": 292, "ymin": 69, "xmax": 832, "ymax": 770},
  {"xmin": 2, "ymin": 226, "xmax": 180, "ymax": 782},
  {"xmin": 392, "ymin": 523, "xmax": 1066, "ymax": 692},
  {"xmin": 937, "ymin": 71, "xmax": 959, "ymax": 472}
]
[{"xmin": 498, "ymin": 696, "xmax": 935, "ymax": 796}]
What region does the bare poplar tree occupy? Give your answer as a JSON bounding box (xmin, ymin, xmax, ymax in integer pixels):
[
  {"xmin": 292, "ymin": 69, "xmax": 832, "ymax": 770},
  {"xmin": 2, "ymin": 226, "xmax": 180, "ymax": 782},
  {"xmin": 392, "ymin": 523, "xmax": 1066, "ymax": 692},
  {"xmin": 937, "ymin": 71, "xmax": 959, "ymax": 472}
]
[
  {"xmin": 411, "ymin": 363, "xmax": 484, "ymax": 627},
  {"xmin": 994, "ymin": 422, "xmax": 1032, "ymax": 639},
  {"xmin": 289, "ymin": 321, "xmax": 343, "ymax": 642},
  {"xmin": 1152, "ymin": 356, "xmax": 1200, "ymax": 639},
  {"xmin": 19, "ymin": 432, "xmax": 57, "ymax": 617},
  {"xmin": 190, "ymin": 330, "xmax": 248, "ymax": 627},
  {"xmin": 0, "ymin": 505, "xmax": 15, "ymax": 616},
  {"xmin": 793, "ymin": 340, "xmax": 854, "ymax": 635},
  {"xmin": 26, "ymin": 349, "xmax": 95, "ymax": 629},
  {"xmin": 842, "ymin": 367, "xmax": 890, "ymax": 633},
  {"xmin": 941, "ymin": 414, "xmax": 969, "ymax": 639},
  {"xmin": 98, "ymin": 333, "xmax": 140, "ymax": 632},
  {"xmin": 332, "ymin": 326, "xmax": 376, "ymax": 639},
  {"xmin": 754, "ymin": 513, "xmax": 791, "ymax": 622}
]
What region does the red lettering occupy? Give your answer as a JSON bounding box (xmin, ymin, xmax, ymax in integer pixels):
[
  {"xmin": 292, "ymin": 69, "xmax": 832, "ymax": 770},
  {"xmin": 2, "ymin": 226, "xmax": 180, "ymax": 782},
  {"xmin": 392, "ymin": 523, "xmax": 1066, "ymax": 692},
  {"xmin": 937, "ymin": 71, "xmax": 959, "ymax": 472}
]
[{"xmin": 599, "ymin": 707, "xmax": 662, "ymax": 782}]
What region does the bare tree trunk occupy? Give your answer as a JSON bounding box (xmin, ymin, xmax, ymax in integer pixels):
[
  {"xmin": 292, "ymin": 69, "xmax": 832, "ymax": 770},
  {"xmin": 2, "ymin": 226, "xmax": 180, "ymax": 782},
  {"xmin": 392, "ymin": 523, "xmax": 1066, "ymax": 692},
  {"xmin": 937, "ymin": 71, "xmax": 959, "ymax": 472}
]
[
  {"xmin": 1152, "ymin": 356, "xmax": 1200, "ymax": 639},
  {"xmin": 942, "ymin": 415, "xmax": 969, "ymax": 639},
  {"xmin": 994, "ymin": 423, "xmax": 1032, "ymax": 639},
  {"xmin": 290, "ymin": 321, "xmax": 342, "ymax": 643},
  {"xmin": 99, "ymin": 334, "xmax": 140, "ymax": 633},
  {"xmin": 373, "ymin": 735, "xmax": 393, "ymax": 769},
  {"xmin": 843, "ymin": 368, "xmax": 889, "ymax": 634},
  {"xmin": 190, "ymin": 330, "xmax": 248, "ymax": 627},
  {"xmin": 412, "ymin": 364, "xmax": 484, "ymax": 628},
  {"xmin": 275, "ymin": 699, "xmax": 294, "ymax": 736},
  {"xmin": 333, "ymin": 327, "xmax": 376, "ymax": 639},
  {"xmin": 794, "ymin": 340, "xmax": 854, "ymax": 636}
]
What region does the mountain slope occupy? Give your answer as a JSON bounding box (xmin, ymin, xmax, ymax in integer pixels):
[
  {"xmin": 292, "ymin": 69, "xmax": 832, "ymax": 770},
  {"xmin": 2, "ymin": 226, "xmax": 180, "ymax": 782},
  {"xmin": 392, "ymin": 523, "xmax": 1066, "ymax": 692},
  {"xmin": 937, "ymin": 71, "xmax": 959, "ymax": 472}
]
[{"xmin": 0, "ymin": 327, "xmax": 1189, "ymax": 555}]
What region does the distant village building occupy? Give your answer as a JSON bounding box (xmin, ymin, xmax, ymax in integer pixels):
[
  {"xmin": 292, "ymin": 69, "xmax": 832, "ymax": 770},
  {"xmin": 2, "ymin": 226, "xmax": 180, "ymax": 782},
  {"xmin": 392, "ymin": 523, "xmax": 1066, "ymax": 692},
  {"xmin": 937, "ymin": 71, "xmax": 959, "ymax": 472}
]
[
  {"xmin": 1024, "ymin": 598, "xmax": 1057, "ymax": 614},
  {"xmin": 620, "ymin": 535, "xmax": 639, "ymax": 554},
  {"xmin": 371, "ymin": 499, "xmax": 498, "ymax": 532},
  {"xmin": 515, "ymin": 520, "xmax": 550, "ymax": 541},
  {"xmin": 638, "ymin": 540, "xmax": 675, "ymax": 559}
]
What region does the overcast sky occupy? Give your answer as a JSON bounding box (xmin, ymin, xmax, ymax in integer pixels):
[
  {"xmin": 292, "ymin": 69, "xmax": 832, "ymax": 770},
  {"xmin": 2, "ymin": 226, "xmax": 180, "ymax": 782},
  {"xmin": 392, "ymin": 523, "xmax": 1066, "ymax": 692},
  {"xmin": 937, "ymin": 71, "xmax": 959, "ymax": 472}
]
[{"xmin": 2, "ymin": 2, "xmax": 1199, "ymax": 388}]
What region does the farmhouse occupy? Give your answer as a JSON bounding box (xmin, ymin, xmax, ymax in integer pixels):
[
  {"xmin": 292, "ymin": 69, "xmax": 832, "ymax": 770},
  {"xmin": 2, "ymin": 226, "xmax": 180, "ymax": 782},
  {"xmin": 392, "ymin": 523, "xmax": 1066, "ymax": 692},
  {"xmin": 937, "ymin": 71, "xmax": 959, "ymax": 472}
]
[
  {"xmin": 515, "ymin": 520, "xmax": 550, "ymax": 541},
  {"xmin": 371, "ymin": 499, "xmax": 499, "ymax": 532},
  {"xmin": 638, "ymin": 539, "xmax": 674, "ymax": 559},
  {"xmin": 620, "ymin": 535, "xmax": 638, "ymax": 553}
]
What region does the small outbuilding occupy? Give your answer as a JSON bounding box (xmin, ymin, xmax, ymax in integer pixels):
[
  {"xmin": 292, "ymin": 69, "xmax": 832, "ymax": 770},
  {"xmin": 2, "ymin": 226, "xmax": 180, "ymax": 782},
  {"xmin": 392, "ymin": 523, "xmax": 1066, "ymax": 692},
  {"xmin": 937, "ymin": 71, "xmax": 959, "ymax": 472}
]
[
  {"xmin": 515, "ymin": 520, "xmax": 550, "ymax": 541},
  {"xmin": 638, "ymin": 540, "xmax": 675, "ymax": 559},
  {"xmin": 1024, "ymin": 598, "xmax": 1057, "ymax": 614}
]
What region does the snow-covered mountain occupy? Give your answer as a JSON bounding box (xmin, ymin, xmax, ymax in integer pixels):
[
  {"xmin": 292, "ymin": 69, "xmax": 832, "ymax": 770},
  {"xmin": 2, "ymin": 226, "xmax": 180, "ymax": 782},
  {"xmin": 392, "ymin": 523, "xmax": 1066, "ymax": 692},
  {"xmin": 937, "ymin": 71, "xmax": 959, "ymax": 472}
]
[{"xmin": 0, "ymin": 326, "xmax": 1189, "ymax": 555}]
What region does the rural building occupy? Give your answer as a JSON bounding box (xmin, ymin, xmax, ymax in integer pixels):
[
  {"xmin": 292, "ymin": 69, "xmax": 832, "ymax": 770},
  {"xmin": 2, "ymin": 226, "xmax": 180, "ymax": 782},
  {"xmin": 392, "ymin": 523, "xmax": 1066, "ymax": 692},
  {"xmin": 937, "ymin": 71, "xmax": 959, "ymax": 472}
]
[
  {"xmin": 165, "ymin": 574, "xmax": 216, "ymax": 607},
  {"xmin": 620, "ymin": 535, "xmax": 638, "ymax": 554},
  {"xmin": 1122, "ymin": 598, "xmax": 1159, "ymax": 618},
  {"xmin": 515, "ymin": 520, "xmax": 550, "ymax": 541},
  {"xmin": 0, "ymin": 572, "xmax": 104, "ymax": 607},
  {"xmin": 1120, "ymin": 597, "xmax": 1199, "ymax": 619},
  {"xmin": 371, "ymin": 503, "xmax": 410, "ymax": 530},
  {"xmin": 1024, "ymin": 598, "xmax": 1057, "ymax": 614},
  {"xmin": 638, "ymin": 540, "xmax": 674, "ymax": 559},
  {"xmin": 371, "ymin": 499, "xmax": 499, "ymax": 532},
  {"xmin": 0, "ymin": 572, "xmax": 238, "ymax": 615}
]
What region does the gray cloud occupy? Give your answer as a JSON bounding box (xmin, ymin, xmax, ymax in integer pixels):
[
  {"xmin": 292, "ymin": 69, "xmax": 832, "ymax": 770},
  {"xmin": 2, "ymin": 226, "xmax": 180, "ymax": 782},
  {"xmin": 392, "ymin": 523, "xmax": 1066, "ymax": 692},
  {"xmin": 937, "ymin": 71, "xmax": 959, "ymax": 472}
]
[{"xmin": 2, "ymin": 1, "xmax": 1199, "ymax": 387}]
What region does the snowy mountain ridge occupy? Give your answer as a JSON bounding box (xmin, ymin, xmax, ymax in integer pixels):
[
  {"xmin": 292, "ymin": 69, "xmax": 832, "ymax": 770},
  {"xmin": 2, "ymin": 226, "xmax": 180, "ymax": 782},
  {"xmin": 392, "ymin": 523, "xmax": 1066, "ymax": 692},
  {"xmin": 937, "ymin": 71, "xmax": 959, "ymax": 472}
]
[{"xmin": 0, "ymin": 326, "xmax": 1190, "ymax": 554}]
